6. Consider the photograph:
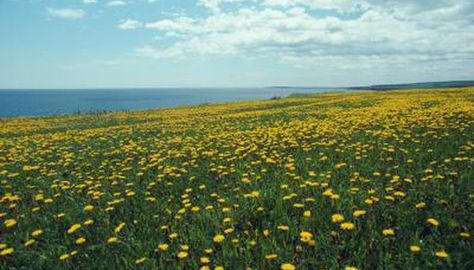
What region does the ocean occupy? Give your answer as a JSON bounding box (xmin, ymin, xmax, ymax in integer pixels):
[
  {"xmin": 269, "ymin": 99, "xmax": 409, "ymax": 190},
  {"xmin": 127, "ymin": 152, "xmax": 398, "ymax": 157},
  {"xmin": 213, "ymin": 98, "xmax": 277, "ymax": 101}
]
[{"xmin": 0, "ymin": 88, "xmax": 346, "ymax": 117}]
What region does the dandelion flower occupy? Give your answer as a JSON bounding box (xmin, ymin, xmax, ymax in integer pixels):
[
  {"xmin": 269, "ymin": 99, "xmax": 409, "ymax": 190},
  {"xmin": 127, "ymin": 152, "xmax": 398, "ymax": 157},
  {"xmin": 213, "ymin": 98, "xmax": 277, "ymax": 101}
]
[
  {"xmin": 435, "ymin": 250, "xmax": 449, "ymax": 258},
  {"xmin": 158, "ymin": 244, "xmax": 169, "ymax": 251},
  {"xmin": 135, "ymin": 257, "xmax": 147, "ymax": 265},
  {"xmin": 0, "ymin": 248, "xmax": 14, "ymax": 256},
  {"xmin": 426, "ymin": 218, "xmax": 440, "ymax": 227},
  {"xmin": 331, "ymin": 214, "xmax": 344, "ymax": 223},
  {"xmin": 383, "ymin": 229, "xmax": 395, "ymax": 236},
  {"xmin": 177, "ymin": 251, "xmax": 188, "ymax": 259},
  {"xmin": 340, "ymin": 222, "xmax": 355, "ymax": 231},
  {"xmin": 281, "ymin": 263, "xmax": 296, "ymax": 270},
  {"xmin": 299, "ymin": 231, "xmax": 313, "ymax": 242},
  {"xmin": 213, "ymin": 234, "xmax": 225, "ymax": 243},
  {"xmin": 67, "ymin": 224, "xmax": 81, "ymax": 234},
  {"xmin": 410, "ymin": 245, "xmax": 421, "ymax": 252}
]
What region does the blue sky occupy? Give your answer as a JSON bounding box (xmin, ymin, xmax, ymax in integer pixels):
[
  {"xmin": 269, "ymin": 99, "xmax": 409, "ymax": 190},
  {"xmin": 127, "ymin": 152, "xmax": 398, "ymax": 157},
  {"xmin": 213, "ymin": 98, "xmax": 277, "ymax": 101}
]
[{"xmin": 1, "ymin": 0, "xmax": 473, "ymax": 88}]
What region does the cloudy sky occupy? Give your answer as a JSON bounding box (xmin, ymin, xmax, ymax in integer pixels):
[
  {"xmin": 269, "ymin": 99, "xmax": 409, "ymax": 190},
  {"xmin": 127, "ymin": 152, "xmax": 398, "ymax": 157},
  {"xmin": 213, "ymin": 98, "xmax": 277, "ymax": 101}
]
[{"xmin": 1, "ymin": 0, "xmax": 473, "ymax": 88}]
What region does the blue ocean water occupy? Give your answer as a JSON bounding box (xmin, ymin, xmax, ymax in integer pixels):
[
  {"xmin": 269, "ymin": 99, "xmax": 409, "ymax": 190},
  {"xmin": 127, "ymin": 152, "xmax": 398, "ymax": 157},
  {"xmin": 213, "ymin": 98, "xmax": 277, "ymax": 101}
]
[{"xmin": 0, "ymin": 88, "xmax": 345, "ymax": 117}]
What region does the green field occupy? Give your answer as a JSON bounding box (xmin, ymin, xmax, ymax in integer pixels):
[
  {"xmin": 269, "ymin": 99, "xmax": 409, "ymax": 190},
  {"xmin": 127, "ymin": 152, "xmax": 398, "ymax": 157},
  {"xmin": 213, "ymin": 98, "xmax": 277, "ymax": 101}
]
[{"xmin": 0, "ymin": 88, "xmax": 473, "ymax": 269}]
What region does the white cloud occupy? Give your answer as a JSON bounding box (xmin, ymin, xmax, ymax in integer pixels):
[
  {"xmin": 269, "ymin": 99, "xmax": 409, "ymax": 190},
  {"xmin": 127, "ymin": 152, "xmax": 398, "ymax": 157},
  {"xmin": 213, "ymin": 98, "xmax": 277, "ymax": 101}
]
[
  {"xmin": 118, "ymin": 19, "xmax": 142, "ymax": 30},
  {"xmin": 107, "ymin": 1, "xmax": 126, "ymax": 6},
  {"xmin": 126, "ymin": 0, "xmax": 474, "ymax": 73},
  {"xmin": 83, "ymin": 0, "xmax": 97, "ymax": 4},
  {"xmin": 47, "ymin": 8, "xmax": 85, "ymax": 19}
]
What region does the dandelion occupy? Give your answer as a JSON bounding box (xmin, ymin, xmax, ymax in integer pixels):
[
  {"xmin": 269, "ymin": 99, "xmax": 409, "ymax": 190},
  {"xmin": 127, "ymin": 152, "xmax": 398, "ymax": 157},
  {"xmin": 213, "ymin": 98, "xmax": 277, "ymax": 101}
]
[
  {"xmin": 281, "ymin": 263, "xmax": 296, "ymax": 270},
  {"xmin": 383, "ymin": 229, "xmax": 395, "ymax": 236},
  {"xmin": 76, "ymin": 237, "xmax": 86, "ymax": 245},
  {"xmin": 213, "ymin": 234, "xmax": 225, "ymax": 243},
  {"xmin": 410, "ymin": 245, "xmax": 421, "ymax": 252},
  {"xmin": 67, "ymin": 224, "xmax": 81, "ymax": 234},
  {"xmin": 299, "ymin": 231, "xmax": 313, "ymax": 242},
  {"xmin": 83, "ymin": 205, "xmax": 94, "ymax": 211},
  {"xmin": 340, "ymin": 222, "xmax": 355, "ymax": 231},
  {"xmin": 107, "ymin": 237, "xmax": 118, "ymax": 244},
  {"xmin": 353, "ymin": 210, "xmax": 366, "ymax": 218},
  {"xmin": 303, "ymin": 210, "xmax": 311, "ymax": 217},
  {"xmin": 177, "ymin": 251, "xmax": 188, "ymax": 259},
  {"xmin": 426, "ymin": 218, "xmax": 440, "ymax": 227},
  {"xmin": 4, "ymin": 219, "xmax": 17, "ymax": 228},
  {"xmin": 331, "ymin": 214, "xmax": 344, "ymax": 223},
  {"xmin": 114, "ymin": 223, "xmax": 126, "ymax": 233},
  {"xmin": 24, "ymin": 239, "xmax": 35, "ymax": 247},
  {"xmin": 200, "ymin": 257, "xmax": 211, "ymax": 264},
  {"xmin": 135, "ymin": 257, "xmax": 147, "ymax": 265},
  {"xmin": 59, "ymin": 253, "xmax": 70, "ymax": 260},
  {"xmin": 0, "ymin": 248, "xmax": 14, "ymax": 256},
  {"xmin": 435, "ymin": 250, "xmax": 449, "ymax": 258},
  {"xmin": 31, "ymin": 229, "xmax": 43, "ymax": 237},
  {"xmin": 158, "ymin": 244, "xmax": 169, "ymax": 251},
  {"xmin": 265, "ymin": 254, "xmax": 278, "ymax": 260}
]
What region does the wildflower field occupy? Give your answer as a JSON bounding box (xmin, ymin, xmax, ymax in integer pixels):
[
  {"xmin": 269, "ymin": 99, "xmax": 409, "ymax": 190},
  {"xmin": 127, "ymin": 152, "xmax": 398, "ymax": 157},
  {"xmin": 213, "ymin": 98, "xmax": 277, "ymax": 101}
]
[{"xmin": 0, "ymin": 88, "xmax": 473, "ymax": 270}]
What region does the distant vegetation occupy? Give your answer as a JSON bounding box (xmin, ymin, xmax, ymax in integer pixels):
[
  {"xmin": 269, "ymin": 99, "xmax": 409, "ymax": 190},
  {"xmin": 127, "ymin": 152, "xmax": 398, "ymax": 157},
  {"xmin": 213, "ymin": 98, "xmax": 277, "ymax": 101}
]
[{"xmin": 349, "ymin": 80, "xmax": 474, "ymax": 91}]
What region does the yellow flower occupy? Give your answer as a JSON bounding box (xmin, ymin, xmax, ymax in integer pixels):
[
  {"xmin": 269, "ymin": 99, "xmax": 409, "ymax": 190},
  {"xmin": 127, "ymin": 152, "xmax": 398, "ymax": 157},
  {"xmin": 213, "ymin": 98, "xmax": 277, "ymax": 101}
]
[
  {"xmin": 4, "ymin": 219, "xmax": 17, "ymax": 228},
  {"xmin": 460, "ymin": 232, "xmax": 470, "ymax": 238},
  {"xmin": 177, "ymin": 251, "xmax": 188, "ymax": 259},
  {"xmin": 169, "ymin": 233, "xmax": 178, "ymax": 240},
  {"xmin": 84, "ymin": 219, "xmax": 94, "ymax": 225},
  {"xmin": 200, "ymin": 267, "xmax": 211, "ymax": 270},
  {"xmin": 213, "ymin": 234, "xmax": 225, "ymax": 243},
  {"xmin": 114, "ymin": 223, "xmax": 126, "ymax": 233},
  {"xmin": 435, "ymin": 250, "xmax": 449, "ymax": 258},
  {"xmin": 277, "ymin": 225, "xmax": 289, "ymax": 231},
  {"xmin": 135, "ymin": 257, "xmax": 147, "ymax": 265},
  {"xmin": 0, "ymin": 248, "xmax": 14, "ymax": 256},
  {"xmin": 67, "ymin": 224, "xmax": 81, "ymax": 234},
  {"xmin": 24, "ymin": 239, "xmax": 36, "ymax": 247},
  {"xmin": 383, "ymin": 229, "xmax": 395, "ymax": 236},
  {"xmin": 303, "ymin": 211, "xmax": 311, "ymax": 217},
  {"xmin": 76, "ymin": 237, "xmax": 86, "ymax": 245},
  {"xmin": 345, "ymin": 267, "xmax": 358, "ymax": 270},
  {"xmin": 107, "ymin": 237, "xmax": 118, "ymax": 243},
  {"xmin": 215, "ymin": 267, "xmax": 224, "ymax": 270},
  {"xmin": 353, "ymin": 210, "xmax": 366, "ymax": 218},
  {"xmin": 281, "ymin": 263, "xmax": 296, "ymax": 270},
  {"xmin": 299, "ymin": 231, "xmax": 313, "ymax": 242},
  {"xmin": 410, "ymin": 245, "xmax": 421, "ymax": 252},
  {"xmin": 331, "ymin": 214, "xmax": 344, "ymax": 223},
  {"xmin": 31, "ymin": 229, "xmax": 44, "ymax": 237},
  {"xmin": 200, "ymin": 257, "xmax": 211, "ymax": 264},
  {"xmin": 426, "ymin": 218, "xmax": 440, "ymax": 227},
  {"xmin": 83, "ymin": 205, "xmax": 94, "ymax": 211},
  {"xmin": 158, "ymin": 244, "xmax": 169, "ymax": 251},
  {"xmin": 265, "ymin": 254, "xmax": 278, "ymax": 260},
  {"xmin": 59, "ymin": 253, "xmax": 70, "ymax": 260},
  {"xmin": 340, "ymin": 222, "xmax": 355, "ymax": 231}
]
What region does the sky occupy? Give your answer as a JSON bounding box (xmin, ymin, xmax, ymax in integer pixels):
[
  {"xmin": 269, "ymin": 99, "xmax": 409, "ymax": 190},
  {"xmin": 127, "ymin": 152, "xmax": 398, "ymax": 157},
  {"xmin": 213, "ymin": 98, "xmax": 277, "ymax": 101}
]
[{"xmin": 0, "ymin": 0, "xmax": 473, "ymax": 89}]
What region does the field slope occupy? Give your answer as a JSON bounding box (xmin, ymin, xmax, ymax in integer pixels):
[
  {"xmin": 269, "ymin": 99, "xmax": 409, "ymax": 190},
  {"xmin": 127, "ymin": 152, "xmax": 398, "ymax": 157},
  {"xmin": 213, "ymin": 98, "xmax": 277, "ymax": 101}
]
[{"xmin": 0, "ymin": 88, "xmax": 473, "ymax": 269}]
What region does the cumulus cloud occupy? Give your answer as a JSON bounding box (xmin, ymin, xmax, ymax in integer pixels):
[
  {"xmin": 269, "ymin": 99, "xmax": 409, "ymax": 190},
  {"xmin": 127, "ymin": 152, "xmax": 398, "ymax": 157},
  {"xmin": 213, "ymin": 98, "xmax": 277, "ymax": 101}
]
[
  {"xmin": 123, "ymin": 0, "xmax": 474, "ymax": 72},
  {"xmin": 47, "ymin": 8, "xmax": 85, "ymax": 19},
  {"xmin": 118, "ymin": 19, "xmax": 142, "ymax": 29},
  {"xmin": 107, "ymin": 1, "xmax": 127, "ymax": 6},
  {"xmin": 83, "ymin": 0, "xmax": 97, "ymax": 4}
]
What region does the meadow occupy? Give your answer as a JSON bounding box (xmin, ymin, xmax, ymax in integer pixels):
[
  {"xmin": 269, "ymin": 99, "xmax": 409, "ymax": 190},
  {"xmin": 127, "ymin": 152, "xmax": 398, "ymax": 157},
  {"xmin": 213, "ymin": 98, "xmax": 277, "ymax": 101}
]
[{"xmin": 0, "ymin": 88, "xmax": 473, "ymax": 270}]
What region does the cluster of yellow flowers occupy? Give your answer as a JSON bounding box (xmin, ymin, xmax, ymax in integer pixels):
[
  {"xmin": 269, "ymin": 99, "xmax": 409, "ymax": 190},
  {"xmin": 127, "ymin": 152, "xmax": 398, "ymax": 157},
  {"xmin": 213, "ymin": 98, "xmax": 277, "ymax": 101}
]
[{"xmin": 0, "ymin": 88, "xmax": 473, "ymax": 269}]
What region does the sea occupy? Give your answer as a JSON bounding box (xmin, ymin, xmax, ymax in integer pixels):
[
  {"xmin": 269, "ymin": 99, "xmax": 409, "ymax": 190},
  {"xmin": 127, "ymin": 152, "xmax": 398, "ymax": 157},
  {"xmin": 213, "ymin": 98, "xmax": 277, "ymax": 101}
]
[{"xmin": 0, "ymin": 87, "xmax": 348, "ymax": 118}]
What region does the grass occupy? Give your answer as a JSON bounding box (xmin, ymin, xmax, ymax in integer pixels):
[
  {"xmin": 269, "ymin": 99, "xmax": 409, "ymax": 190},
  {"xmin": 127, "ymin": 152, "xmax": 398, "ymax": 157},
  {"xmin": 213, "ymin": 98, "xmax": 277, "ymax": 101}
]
[{"xmin": 0, "ymin": 88, "xmax": 473, "ymax": 269}]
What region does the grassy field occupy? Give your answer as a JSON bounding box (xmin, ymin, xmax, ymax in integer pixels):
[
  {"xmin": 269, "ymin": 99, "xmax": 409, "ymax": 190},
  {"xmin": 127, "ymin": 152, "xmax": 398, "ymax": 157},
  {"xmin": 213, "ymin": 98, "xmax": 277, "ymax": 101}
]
[{"xmin": 0, "ymin": 88, "xmax": 473, "ymax": 270}]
